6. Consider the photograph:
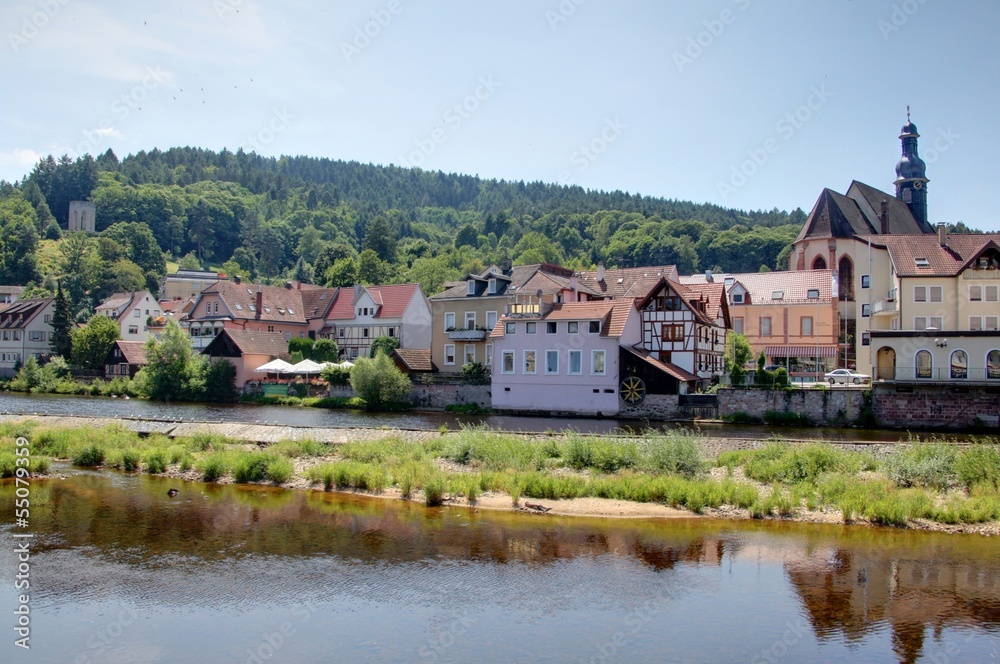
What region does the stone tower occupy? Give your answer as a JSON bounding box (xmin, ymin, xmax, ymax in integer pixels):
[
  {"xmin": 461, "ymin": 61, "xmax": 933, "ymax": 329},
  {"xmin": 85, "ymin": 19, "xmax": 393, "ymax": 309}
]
[{"xmin": 893, "ymin": 107, "xmax": 929, "ymax": 226}]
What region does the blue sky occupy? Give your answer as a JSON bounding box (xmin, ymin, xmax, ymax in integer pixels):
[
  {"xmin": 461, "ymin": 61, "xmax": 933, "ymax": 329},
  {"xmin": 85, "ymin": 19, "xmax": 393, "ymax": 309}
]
[{"xmin": 2, "ymin": 0, "xmax": 998, "ymax": 230}]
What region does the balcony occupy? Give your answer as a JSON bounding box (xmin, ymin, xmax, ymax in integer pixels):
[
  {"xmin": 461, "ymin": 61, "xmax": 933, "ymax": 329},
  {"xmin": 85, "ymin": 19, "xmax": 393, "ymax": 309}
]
[
  {"xmin": 447, "ymin": 328, "xmax": 488, "ymax": 341},
  {"xmin": 871, "ymin": 298, "xmax": 898, "ymax": 316},
  {"xmin": 877, "ymin": 366, "xmax": 1000, "ymax": 383}
]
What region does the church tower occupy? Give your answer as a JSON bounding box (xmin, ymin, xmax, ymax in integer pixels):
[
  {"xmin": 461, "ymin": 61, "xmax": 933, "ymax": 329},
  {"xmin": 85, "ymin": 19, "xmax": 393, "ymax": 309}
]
[{"xmin": 894, "ymin": 107, "xmax": 929, "ymax": 226}]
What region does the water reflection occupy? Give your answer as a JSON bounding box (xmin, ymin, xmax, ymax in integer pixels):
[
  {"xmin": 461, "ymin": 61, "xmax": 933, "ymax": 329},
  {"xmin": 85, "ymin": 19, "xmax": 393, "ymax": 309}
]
[{"xmin": 2, "ymin": 471, "xmax": 998, "ymax": 663}]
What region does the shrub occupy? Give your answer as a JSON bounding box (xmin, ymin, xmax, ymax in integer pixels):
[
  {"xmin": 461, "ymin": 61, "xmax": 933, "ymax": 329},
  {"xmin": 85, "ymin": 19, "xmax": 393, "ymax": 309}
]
[
  {"xmin": 954, "ymin": 445, "xmax": 1000, "ymax": 490},
  {"xmin": 121, "ymin": 449, "xmax": 142, "ymax": 471},
  {"xmin": 72, "ymin": 443, "xmax": 105, "ymax": 467},
  {"xmin": 722, "ymin": 411, "xmax": 761, "ymax": 425},
  {"xmin": 266, "ymin": 457, "xmax": 294, "ymax": 485},
  {"xmin": 423, "ymin": 476, "xmax": 446, "ymax": 506},
  {"xmin": 144, "ymin": 450, "xmax": 167, "ymax": 474},
  {"xmin": 349, "ymin": 351, "xmax": 411, "ymax": 409},
  {"xmin": 641, "ymin": 433, "xmax": 703, "ymax": 477},
  {"xmin": 200, "ymin": 454, "xmax": 230, "ymax": 482},
  {"xmin": 233, "ymin": 454, "xmax": 272, "ymax": 483},
  {"xmin": 882, "ymin": 444, "xmax": 957, "ymax": 490}
]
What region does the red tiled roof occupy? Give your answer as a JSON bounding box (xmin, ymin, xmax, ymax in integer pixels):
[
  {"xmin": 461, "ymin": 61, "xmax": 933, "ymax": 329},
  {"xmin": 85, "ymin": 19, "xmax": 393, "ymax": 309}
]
[
  {"xmin": 430, "ymin": 263, "xmax": 575, "ymax": 300},
  {"xmin": 683, "ymin": 282, "xmax": 728, "ymax": 323},
  {"xmin": 861, "ymin": 233, "xmax": 1000, "ymax": 277},
  {"xmin": 393, "ymin": 348, "xmax": 435, "ymax": 372},
  {"xmin": 326, "ymin": 284, "xmax": 421, "ymax": 320},
  {"xmin": 207, "ymin": 329, "xmax": 288, "ymax": 357},
  {"xmin": 300, "ymin": 287, "xmax": 339, "ymax": 320},
  {"xmin": 622, "ymin": 346, "xmax": 699, "ymax": 383},
  {"xmin": 201, "ymin": 282, "xmax": 308, "ymax": 324},
  {"xmin": 96, "ymin": 292, "xmax": 136, "ymax": 314},
  {"xmin": 681, "ymin": 270, "xmax": 836, "ymax": 303},
  {"xmin": 575, "ymin": 265, "xmax": 678, "ymax": 299}
]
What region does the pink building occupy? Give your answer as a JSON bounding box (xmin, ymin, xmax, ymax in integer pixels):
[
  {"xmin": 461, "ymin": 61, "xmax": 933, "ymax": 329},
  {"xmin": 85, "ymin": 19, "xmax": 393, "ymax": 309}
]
[{"xmin": 490, "ymin": 300, "xmax": 640, "ymax": 416}]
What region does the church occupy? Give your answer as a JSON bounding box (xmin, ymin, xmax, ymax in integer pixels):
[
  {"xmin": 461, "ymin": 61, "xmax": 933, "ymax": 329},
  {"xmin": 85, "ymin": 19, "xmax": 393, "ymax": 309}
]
[{"xmin": 789, "ymin": 111, "xmax": 1000, "ymax": 383}]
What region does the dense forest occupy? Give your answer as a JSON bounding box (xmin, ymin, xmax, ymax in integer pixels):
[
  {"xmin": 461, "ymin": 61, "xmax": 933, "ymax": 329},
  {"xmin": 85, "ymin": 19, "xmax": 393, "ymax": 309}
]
[{"xmin": 0, "ymin": 147, "xmax": 807, "ymax": 320}]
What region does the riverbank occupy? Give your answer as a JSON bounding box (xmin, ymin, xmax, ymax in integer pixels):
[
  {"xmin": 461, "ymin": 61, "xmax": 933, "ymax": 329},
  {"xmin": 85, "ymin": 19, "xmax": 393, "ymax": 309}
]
[{"xmin": 3, "ymin": 416, "xmax": 999, "ymax": 535}]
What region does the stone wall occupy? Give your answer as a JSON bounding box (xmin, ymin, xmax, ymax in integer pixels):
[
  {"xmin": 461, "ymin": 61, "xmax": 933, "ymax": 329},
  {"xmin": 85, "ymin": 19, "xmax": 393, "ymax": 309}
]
[
  {"xmin": 618, "ymin": 395, "xmax": 680, "ymax": 420},
  {"xmin": 874, "ymin": 386, "xmax": 1000, "ymax": 430},
  {"xmin": 719, "ymin": 388, "xmax": 864, "ymax": 425},
  {"xmin": 325, "ymin": 383, "xmax": 491, "ymax": 410}
]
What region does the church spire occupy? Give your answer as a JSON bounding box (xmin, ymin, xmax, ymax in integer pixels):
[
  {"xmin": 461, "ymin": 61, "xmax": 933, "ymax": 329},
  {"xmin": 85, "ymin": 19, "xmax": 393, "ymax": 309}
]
[{"xmin": 894, "ymin": 107, "xmax": 929, "ymax": 227}]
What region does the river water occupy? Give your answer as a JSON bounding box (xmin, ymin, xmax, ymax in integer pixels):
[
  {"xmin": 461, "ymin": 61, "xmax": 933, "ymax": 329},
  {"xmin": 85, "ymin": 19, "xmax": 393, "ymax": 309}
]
[
  {"xmin": 0, "ymin": 392, "xmax": 919, "ymax": 442},
  {"xmin": 1, "ymin": 468, "xmax": 998, "ymax": 663}
]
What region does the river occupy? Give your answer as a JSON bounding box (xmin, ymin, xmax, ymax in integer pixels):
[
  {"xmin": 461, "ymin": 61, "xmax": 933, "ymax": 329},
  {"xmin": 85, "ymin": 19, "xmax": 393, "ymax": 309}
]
[
  {"xmin": 1, "ymin": 467, "xmax": 998, "ymax": 663},
  {"xmin": 0, "ymin": 392, "xmax": 922, "ymax": 442}
]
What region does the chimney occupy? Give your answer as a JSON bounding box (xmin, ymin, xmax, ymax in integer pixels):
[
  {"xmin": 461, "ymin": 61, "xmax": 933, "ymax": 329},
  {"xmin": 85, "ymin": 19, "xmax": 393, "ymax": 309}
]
[
  {"xmin": 354, "ymin": 284, "xmax": 362, "ymax": 300},
  {"xmin": 255, "ymin": 286, "xmax": 263, "ymax": 318},
  {"xmin": 938, "ymin": 222, "xmax": 947, "ymax": 246},
  {"xmin": 233, "ymin": 274, "xmax": 241, "ymax": 285},
  {"xmin": 570, "ymin": 274, "xmax": 579, "ymax": 300},
  {"xmin": 597, "ymin": 262, "xmax": 605, "ymax": 282},
  {"xmin": 285, "ymin": 281, "xmax": 293, "ymax": 290},
  {"xmin": 880, "ymin": 200, "xmax": 888, "ymax": 234},
  {"xmin": 705, "ymin": 269, "xmax": 714, "ymax": 283}
]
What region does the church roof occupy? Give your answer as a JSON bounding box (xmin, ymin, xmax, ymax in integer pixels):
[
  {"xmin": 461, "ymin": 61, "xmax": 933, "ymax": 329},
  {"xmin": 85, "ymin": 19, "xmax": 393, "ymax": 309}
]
[{"xmin": 795, "ymin": 182, "xmax": 932, "ymax": 244}]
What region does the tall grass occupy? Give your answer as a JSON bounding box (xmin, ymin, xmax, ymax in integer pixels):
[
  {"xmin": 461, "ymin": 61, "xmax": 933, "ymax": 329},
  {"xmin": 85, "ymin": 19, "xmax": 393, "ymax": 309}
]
[{"xmin": 882, "ymin": 443, "xmax": 957, "ymax": 489}]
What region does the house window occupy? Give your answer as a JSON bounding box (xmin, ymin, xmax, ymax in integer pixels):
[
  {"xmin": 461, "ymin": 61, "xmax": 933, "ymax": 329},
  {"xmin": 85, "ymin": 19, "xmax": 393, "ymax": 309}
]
[
  {"xmin": 801, "ymin": 317, "xmax": 813, "ymax": 336},
  {"xmin": 915, "ymin": 350, "xmax": 932, "ymax": 379},
  {"xmin": 861, "ymin": 304, "xmax": 870, "ymax": 318},
  {"xmin": 505, "ymin": 322, "xmax": 516, "ymax": 335},
  {"xmin": 970, "ymin": 285, "xmax": 982, "ymax": 301},
  {"xmin": 339, "ymin": 329, "xmax": 345, "ymax": 338},
  {"xmin": 128, "ymin": 326, "xmax": 138, "ymax": 335},
  {"xmin": 568, "ymin": 350, "xmax": 582, "ymax": 375},
  {"xmin": 950, "ymin": 350, "xmax": 968, "ymax": 380},
  {"xmin": 388, "ymin": 327, "xmax": 395, "ymax": 338},
  {"xmin": 485, "ymin": 343, "xmax": 493, "ymax": 366},
  {"xmin": 363, "ymin": 328, "xmax": 369, "ymax": 338},
  {"xmin": 861, "ymin": 276, "xmax": 870, "ymax": 289},
  {"xmin": 526, "ymin": 322, "xmax": 537, "ymax": 334},
  {"xmin": 861, "ymin": 332, "xmax": 870, "ymax": 346},
  {"xmin": 807, "ymin": 289, "xmax": 820, "ymax": 299},
  {"xmin": 589, "ymin": 321, "xmax": 600, "ymax": 334},
  {"xmin": 546, "ymin": 321, "xmax": 557, "ymax": 334},
  {"xmin": 44, "ymin": 314, "xmax": 51, "ymax": 323},
  {"xmin": 567, "ymin": 322, "xmax": 579, "ymax": 334},
  {"xmin": 445, "ymin": 312, "xmax": 456, "ymax": 331},
  {"xmin": 591, "ymin": 350, "xmax": 606, "ymax": 375},
  {"xmin": 486, "ymin": 311, "xmax": 498, "ymax": 331},
  {"xmin": 523, "ymin": 350, "xmax": 536, "ymax": 374},
  {"xmin": 464, "ymin": 345, "xmax": 476, "ymax": 365},
  {"xmin": 972, "ymin": 284, "xmax": 1000, "ymax": 302},
  {"xmin": 914, "ymin": 285, "xmax": 943, "ymax": 303},
  {"xmin": 465, "ymin": 312, "xmax": 476, "ymax": 329},
  {"xmin": 29, "ymin": 331, "xmax": 42, "ymax": 341},
  {"xmin": 733, "ymin": 317, "xmax": 744, "ymax": 334},
  {"xmin": 501, "ymin": 350, "xmax": 515, "ymax": 374},
  {"xmin": 488, "ymin": 278, "xmax": 498, "ymax": 294},
  {"xmin": 444, "ymin": 344, "xmax": 456, "ymax": 365},
  {"xmin": 661, "ymin": 324, "xmax": 684, "ymax": 342},
  {"xmin": 545, "ymin": 350, "xmax": 559, "ymax": 375},
  {"xmin": 267, "ymin": 325, "xmax": 275, "ymax": 332},
  {"xmin": 914, "ymin": 316, "xmax": 943, "ymax": 331},
  {"xmin": 467, "ymin": 281, "xmax": 476, "ymax": 295},
  {"xmin": 761, "ymin": 317, "xmax": 772, "ymax": 337},
  {"xmin": 285, "ymin": 332, "xmax": 291, "ymax": 341},
  {"xmin": 987, "ymin": 350, "xmax": 1000, "ymax": 379},
  {"xmin": 731, "ymin": 293, "xmax": 744, "ymax": 304}
]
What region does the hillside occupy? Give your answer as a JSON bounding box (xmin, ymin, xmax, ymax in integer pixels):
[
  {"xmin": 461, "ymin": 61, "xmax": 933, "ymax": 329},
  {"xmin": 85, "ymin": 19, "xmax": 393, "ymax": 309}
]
[{"xmin": 0, "ymin": 148, "xmax": 805, "ymax": 316}]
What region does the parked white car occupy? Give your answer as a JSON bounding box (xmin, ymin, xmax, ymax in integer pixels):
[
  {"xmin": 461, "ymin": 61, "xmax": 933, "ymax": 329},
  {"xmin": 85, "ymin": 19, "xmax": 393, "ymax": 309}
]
[{"xmin": 824, "ymin": 369, "xmax": 871, "ymax": 385}]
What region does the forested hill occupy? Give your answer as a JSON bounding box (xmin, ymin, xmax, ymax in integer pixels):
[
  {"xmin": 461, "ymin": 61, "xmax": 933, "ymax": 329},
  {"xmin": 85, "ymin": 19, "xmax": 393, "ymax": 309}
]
[{"xmin": 0, "ymin": 147, "xmax": 805, "ymax": 315}]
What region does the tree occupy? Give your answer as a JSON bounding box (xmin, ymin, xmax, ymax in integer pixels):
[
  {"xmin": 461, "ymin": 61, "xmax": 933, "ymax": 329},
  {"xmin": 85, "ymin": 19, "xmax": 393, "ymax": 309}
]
[
  {"xmin": 363, "ymin": 215, "xmax": 396, "ymax": 262},
  {"xmin": 178, "ymin": 251, "xmax": 202, "ymax": 270},
  {"xmin": 349, "ymin": 351, "xmax": 411, "ymax": 409},
  {"xmin": 292, "ymin": 257, "xmax": 314, "ymax": 284},
  {"xmin": 369, "ymin": 335, "xmax": 400, "ymax": 358},
  {"xmin": 455, "ymin": 223, "xmax": 479, "ymax": 249},
  {"xmin": 288, "ymin": 337, "xmax": 313, "ymax": 358},
  {"xmin": 312, "ymin": 338, "xmax": 339, "ymax": 362},
  {"xmin": 204, "ymin": 359, "xmax": 237, "ymax": 402},
  {"xmin": 71, "ymin": 315, "xmax": 120, "ymax": 370},
  {"xmin": 357, "ymin": 248, "xmax": 389, "ymax": 285},
  {"xmin": 139, "ymin": 319, "xmax": 206, "ymax": 401},
  {"xmin": 324, "ymin": 258, "xmax": 357, "ymax": 287},
  {"xmin": 50, "ymin": 282, "xmax": 74, "ymax": 359},
  {"xmin": 724, "ymin": 333, "xmax": 753, "ymax": 386},
  {"xmin": 44, "ymin": 218, "xmax": 62, "ymax": 240}
]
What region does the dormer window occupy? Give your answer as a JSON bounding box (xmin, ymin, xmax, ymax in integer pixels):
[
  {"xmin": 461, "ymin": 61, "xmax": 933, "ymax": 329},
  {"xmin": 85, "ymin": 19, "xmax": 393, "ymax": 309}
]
[
  {"xmin": 807, "ymin": 289, "xmax": 820, "ymax": 299},
  {"xmin": 488, "ymin": 278, "xmax": 497, "ymax": 294},
  {"xmin": 467, "ymin": 281, "xmax": 476, "ymax": 296},
  {"xmin": 772, "ymin": 291, "xmax": 784, "ymax": 300},
  {"xmin": 731, "ymin": 293, "xmax": 744, "ymax": 304},
  {"xmin": 915, "ymin": 258, "xmax": 930, "ymax": 268}
]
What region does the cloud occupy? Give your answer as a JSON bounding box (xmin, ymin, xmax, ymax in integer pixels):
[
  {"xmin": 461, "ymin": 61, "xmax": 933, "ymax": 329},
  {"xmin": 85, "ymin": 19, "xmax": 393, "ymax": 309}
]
[{"xmin": 0, "ymin": 148, "xmax": 43, "ymax": 181}]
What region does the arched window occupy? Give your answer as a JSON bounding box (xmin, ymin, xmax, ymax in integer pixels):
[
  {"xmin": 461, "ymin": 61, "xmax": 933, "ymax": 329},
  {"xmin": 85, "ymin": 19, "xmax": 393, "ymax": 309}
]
[
  {"xmin": 987, "ymin": 350, "xmax": 1000, "ymax": 380},
  {"xmin": 950, "ymin": 350, "xmax": 968, "ymax": 379},
  {"xmin": 915, "ymin": 350, "xmax": 932, "ymax": 379},
  {"xmin": 838, "ymin": 256, "xmax": 854, "ymax": 301},
  {"xmin": 812, "ymin": 256, "xmax": 827, "ymax": 270}
]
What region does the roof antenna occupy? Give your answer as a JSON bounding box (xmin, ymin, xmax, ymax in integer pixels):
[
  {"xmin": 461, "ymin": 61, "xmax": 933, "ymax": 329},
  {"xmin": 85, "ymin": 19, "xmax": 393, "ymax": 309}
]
[{"xmin": 906, "ymin": 104, "xmax": 910, "ymax": 122}]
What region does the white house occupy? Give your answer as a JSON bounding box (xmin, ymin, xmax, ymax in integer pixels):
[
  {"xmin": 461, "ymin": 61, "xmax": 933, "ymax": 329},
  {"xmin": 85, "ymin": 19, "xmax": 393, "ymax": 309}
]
[
  {"xmin": 94, "ymin": 291, "xmax": 160, "ymax": 342},
  {"xmin": 0, "ymin": 298, "xmax": 55, "ymax": 377},
  {"xmin": 323, "ymin": 284, "xmax": 431, "ymax": 360}
]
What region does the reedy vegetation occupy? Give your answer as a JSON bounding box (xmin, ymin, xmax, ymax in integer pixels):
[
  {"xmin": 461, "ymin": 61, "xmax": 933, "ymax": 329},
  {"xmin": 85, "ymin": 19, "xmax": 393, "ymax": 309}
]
[{"xmin": 3, "ymin": 420, "xmax": 999, "ymax": 526}]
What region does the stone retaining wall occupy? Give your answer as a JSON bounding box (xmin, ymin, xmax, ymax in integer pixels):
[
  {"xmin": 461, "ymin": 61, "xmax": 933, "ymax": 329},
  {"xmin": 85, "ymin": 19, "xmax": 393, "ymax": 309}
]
[
  {"xmin": 874, "ymin": 386, "xmax": 1000, "ymax": 430},
  {"xmin": 325, "ymin": 383, "xmax": 491, "ymax": 410},
  {"xmin": 719, "ymin": 388, "xmax": 864, "ymax": 425},
  {"xmin": 618, "ymin": 395, "xmax": 681, "ymax": 420}
]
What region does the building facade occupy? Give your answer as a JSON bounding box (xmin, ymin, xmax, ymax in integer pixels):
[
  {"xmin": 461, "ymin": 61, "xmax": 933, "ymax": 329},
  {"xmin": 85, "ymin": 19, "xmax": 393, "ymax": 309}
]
[
  {"xmin": 0, "ymin": 299, "xmax": 55, "ymax": 377},
  {"xmin": 94, "ymin": 291, "xmax": 161, "ymax": 341},
  {"xmin": 322, "ymin": 283, "xmax": 431, "ymax": 361}
]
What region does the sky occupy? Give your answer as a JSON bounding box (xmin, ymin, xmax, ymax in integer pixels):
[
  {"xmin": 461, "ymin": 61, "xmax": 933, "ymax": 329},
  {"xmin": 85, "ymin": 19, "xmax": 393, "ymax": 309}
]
[{"xmin": 2, "ymin": 0, "xmax": 999, "ymax": 231}]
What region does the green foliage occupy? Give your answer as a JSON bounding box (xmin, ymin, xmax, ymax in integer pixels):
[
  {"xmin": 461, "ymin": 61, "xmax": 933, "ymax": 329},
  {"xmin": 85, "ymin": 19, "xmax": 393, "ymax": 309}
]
[
  {"xmin": 140, "ymin": 319, "xmax": 207, "ymax": 401},
  {"xmin": 955, "ymin": 445, "xmax": 1000, "ymax": 490},
  {"xmin": 71, "ymin": 315, "xmax": 119, "ymax": 370},
  {"xmin": 722, "ymin": 411, "xmax": 762, "ymax": 425},
  {"xmin": 349, "ymin": 351, "xmax": 411, "ymax": 409},
  {"xmin": 460, "ymin": 361, "xmax": 490, "ymax": 385},
  {"xmin": 762, "ymin": 410, "xmax": 814, "ymax": 427},
  {"xmin": 320, "ymin": 363, "xmax": 352, "ymax": 385},
  {"xmin": 178, "ymin": 251, "xmax": 202, "ymax": 270},
  {"xmin": 724, "ymin": 333, "xmax": 753, "ymax": 385},
  {"xmin": 72, "ymin": 443, "xmax": 105, "ymax": 467},
  {"xmin": 312, "ymin": 338, "xmax": 338, "ymax": 362},
  {"xmin": 369, "ymin": 335, "xmax": 400, "ymax": 359},
  {"xmin": 50, "ymin": 282, "xmax": 74, "ymax": 358},
  {"xmin": 203, "ymin": 359, "xmax": 237, "ymax": 402},
  {"xmin": 882, "ymin": 444, "xmax": 957, "ymax": 490},
  {"xmin": 288, "ymin": 337, "xmax": 313, "ymax": 358}
]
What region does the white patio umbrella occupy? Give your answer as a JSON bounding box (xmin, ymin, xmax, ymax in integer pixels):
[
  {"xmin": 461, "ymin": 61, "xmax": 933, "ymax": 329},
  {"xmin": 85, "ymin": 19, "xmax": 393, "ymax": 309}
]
[
  {"xmin": 254, "ymin": 358, "xmax": 294, "ymax": 374},
  {"xmin": 289, "ymin": 359, "xmax": 324, "ymax": 375}
]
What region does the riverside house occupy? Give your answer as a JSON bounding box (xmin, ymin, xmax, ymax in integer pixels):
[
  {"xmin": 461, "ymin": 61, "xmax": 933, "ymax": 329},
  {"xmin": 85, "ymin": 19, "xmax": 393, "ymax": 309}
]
[
  {"xmin": 490, "ymin": 300, "xmax": 639, "ymax": 416},
  {"xmin": 321, "ymin": 283, "xmax": 431, "ymax": 361},
  {"xmin": 103, "ymin": 340, "xmax": 148, "ymax": 379},
  {"xmin": 202, "ymin": 329, "xmax": 290, "ymax": 388},
  {"xmin": 0, "ymin": 298, "xmax": 55, "ymax": 377},
  {"xmin": 94, "ymin": 291, "xmax": 161, "ymax": 342}
]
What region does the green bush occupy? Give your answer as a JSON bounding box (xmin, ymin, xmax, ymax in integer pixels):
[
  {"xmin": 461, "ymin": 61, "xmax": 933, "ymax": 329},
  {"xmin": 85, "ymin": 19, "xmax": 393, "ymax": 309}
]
[
  {"xmin": 144, "ymin": 450, "xmax": 167, "ymax": 474},
  {"xmin": 882, "ymin": 444, "xmax": 957, "ymax": 490},
  {"xmin": 72, "ymin": 443, "xmax": 105, "ymax": 467},
  {"xmin": 640, "ymin": 433, "xmax": 703, "ymax": 477},
  {"xmin": 233, "ymin": 454, "xmax": 272, "ymax": 483},
  {"xmin": 423, "ymin": 476, "xmax": 446, "ymax": 506},
  {"xmin": 200, "ymin": 454, "xmax": 230, "ymax": 482},
  {"xmin": 266, "ymin": 457, "xmax": 294, "ymax": 485},
  {"xmin": 955, "ymin": 445, "xmax": 1000, "ymax": 489},
  {"xmin": 349, "ymin": 351, "xmax": 411, "ymax": 408},
  {"xmin": 121, "ymin": 449, "xmax": 142, "ymax": 471},
  {"xmin": 762, "ymin": 410, "xmax": 814, "ymax": 427},
  {"xmin": 722, "ymin": 411, "xmax": 762, "ymax": 425}
]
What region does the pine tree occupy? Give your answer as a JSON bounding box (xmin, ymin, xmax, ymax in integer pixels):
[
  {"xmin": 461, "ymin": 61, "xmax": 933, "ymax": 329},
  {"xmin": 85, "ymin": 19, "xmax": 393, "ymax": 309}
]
[{"xmin": 50, "ymin": 282, "xmax": 74, "ymax": 359}]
